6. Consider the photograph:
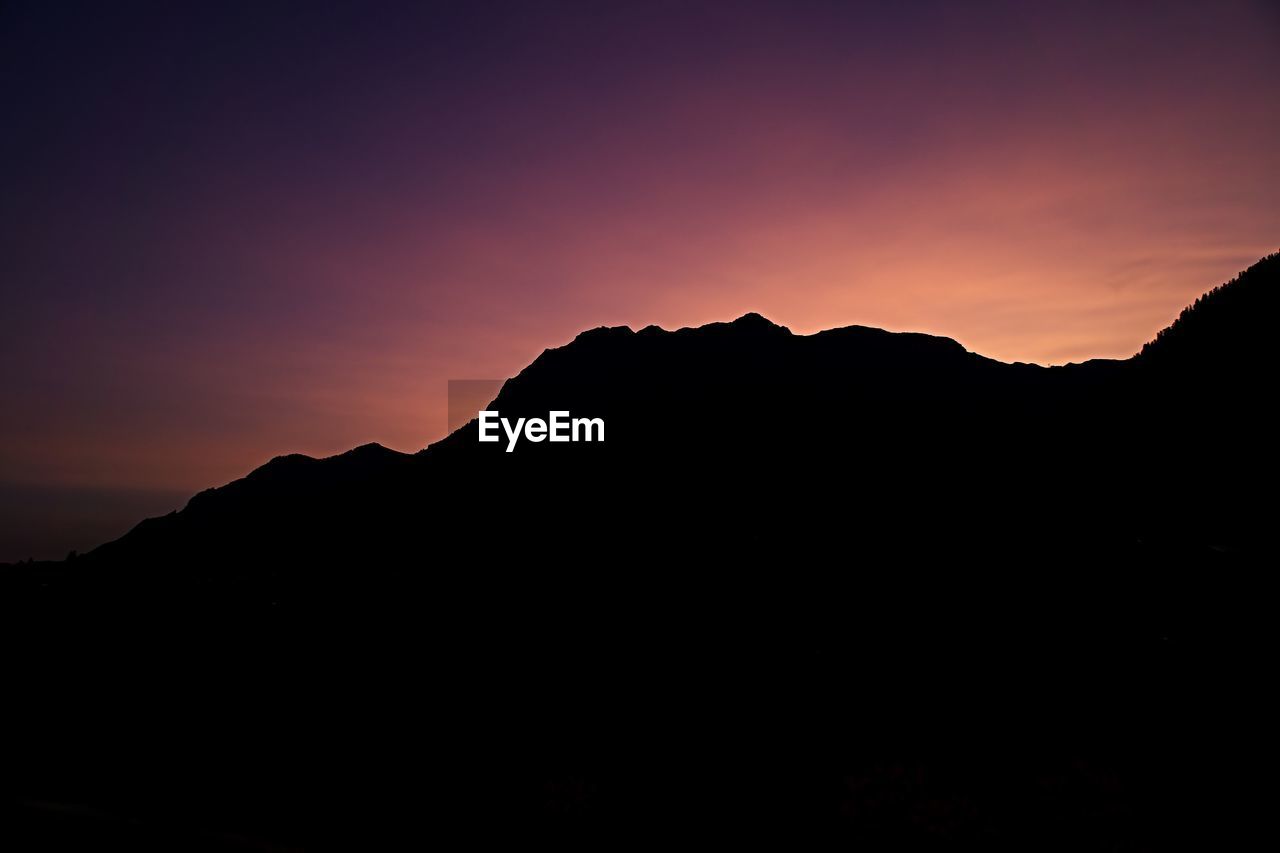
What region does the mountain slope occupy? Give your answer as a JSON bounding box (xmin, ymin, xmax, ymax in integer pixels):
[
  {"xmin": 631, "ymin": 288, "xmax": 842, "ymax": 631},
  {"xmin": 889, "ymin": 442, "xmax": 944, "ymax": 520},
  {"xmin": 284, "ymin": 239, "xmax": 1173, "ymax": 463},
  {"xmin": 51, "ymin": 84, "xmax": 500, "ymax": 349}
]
[{"xmin": 1139, "ymin": 251, "xmax": 1280, "ymax": 366}]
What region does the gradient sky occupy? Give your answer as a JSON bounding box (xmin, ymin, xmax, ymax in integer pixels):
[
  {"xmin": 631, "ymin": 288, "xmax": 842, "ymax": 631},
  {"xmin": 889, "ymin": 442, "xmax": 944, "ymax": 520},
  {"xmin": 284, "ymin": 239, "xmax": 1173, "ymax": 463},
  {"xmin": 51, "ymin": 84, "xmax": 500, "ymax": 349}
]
[{"xmin": 2, "ymin": 0, "xmax": 1279, "ymax": 559}]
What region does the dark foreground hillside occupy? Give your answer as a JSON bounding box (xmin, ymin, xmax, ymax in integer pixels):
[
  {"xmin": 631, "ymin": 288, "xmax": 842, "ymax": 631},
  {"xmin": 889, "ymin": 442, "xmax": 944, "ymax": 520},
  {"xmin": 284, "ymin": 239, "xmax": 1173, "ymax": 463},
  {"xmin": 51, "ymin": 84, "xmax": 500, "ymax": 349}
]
[{"xmin": 6, "ymin": 254, "xmax": 1278, "ymax": 849}]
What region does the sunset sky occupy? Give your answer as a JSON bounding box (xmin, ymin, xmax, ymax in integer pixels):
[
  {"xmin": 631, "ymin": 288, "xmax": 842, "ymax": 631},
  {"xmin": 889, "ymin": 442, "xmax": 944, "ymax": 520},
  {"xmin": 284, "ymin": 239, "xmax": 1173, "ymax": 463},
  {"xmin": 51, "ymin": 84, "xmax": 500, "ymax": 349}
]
[{"xmin": 2, "ymin": 0, "xmax": 1279, "ymax": 558}]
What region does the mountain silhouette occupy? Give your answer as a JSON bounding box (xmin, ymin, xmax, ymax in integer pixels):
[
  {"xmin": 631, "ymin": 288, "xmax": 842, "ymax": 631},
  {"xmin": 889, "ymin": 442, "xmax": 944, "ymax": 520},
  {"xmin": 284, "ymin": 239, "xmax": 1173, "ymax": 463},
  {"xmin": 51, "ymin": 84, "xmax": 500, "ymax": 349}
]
[
  {"xmin": 36, "ymin": 252, "xmax": 1273, "ymax": 574},
  {"xmin": 1139, "ymin": 253, "xmax": 1279, "ymax": 367},
  {"xmin": 7, "ymin": 252, "xmax": 1277, "ymax": 849}
]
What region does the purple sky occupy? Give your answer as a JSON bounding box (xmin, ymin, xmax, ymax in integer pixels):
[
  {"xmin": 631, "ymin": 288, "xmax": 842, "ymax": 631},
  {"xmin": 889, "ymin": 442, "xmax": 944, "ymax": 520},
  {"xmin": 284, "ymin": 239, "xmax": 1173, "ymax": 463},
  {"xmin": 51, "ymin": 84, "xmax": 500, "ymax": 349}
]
[{"xmin": 2, "ymin": 0, "xmax": 1279, "ymax": 559}]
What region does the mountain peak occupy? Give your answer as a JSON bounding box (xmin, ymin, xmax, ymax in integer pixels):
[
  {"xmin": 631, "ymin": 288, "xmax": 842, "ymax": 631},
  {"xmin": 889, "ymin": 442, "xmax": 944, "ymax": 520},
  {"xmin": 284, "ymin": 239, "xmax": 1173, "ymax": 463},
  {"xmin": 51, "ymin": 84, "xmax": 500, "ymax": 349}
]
[
  {"xmin": 709, "ymin": 312, "xmax": 791, "ymax": 336},
  {"xmin": 731, "ymin": 311, "xmax": 780, "ymax": 328}
]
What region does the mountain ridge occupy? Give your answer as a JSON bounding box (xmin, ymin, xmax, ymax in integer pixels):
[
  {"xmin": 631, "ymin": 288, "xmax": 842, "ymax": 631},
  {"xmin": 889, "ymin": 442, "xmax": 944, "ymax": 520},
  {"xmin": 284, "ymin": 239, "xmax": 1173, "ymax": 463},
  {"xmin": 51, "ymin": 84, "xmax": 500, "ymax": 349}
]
[{"xmin": 4, "ymin": 252, "xmax": 1276, "ymax": 568}]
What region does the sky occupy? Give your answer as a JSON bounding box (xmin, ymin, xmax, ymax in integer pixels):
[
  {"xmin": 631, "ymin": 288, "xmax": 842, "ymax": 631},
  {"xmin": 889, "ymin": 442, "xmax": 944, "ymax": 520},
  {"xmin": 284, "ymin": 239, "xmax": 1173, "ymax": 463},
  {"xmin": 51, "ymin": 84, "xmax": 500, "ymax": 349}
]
[{"xmin": 2, "ymin": 0, "xmax": 1279, "ymax": 559}]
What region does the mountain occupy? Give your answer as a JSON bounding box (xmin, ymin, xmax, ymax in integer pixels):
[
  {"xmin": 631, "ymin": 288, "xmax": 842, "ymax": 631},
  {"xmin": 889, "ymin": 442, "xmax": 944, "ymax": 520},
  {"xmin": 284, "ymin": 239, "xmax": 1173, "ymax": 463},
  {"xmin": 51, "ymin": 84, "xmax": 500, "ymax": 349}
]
[
  {"xmin": 7, "ymin": 253, "xmax": 1277, "ymax": 850},
  {"xmin": 1139, "ymin": 252, "xmax": 1280, "ymax": 367},
  {"xmin": 36, "ymin": 254, "xmax": 1275, "ymax": 574}
]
